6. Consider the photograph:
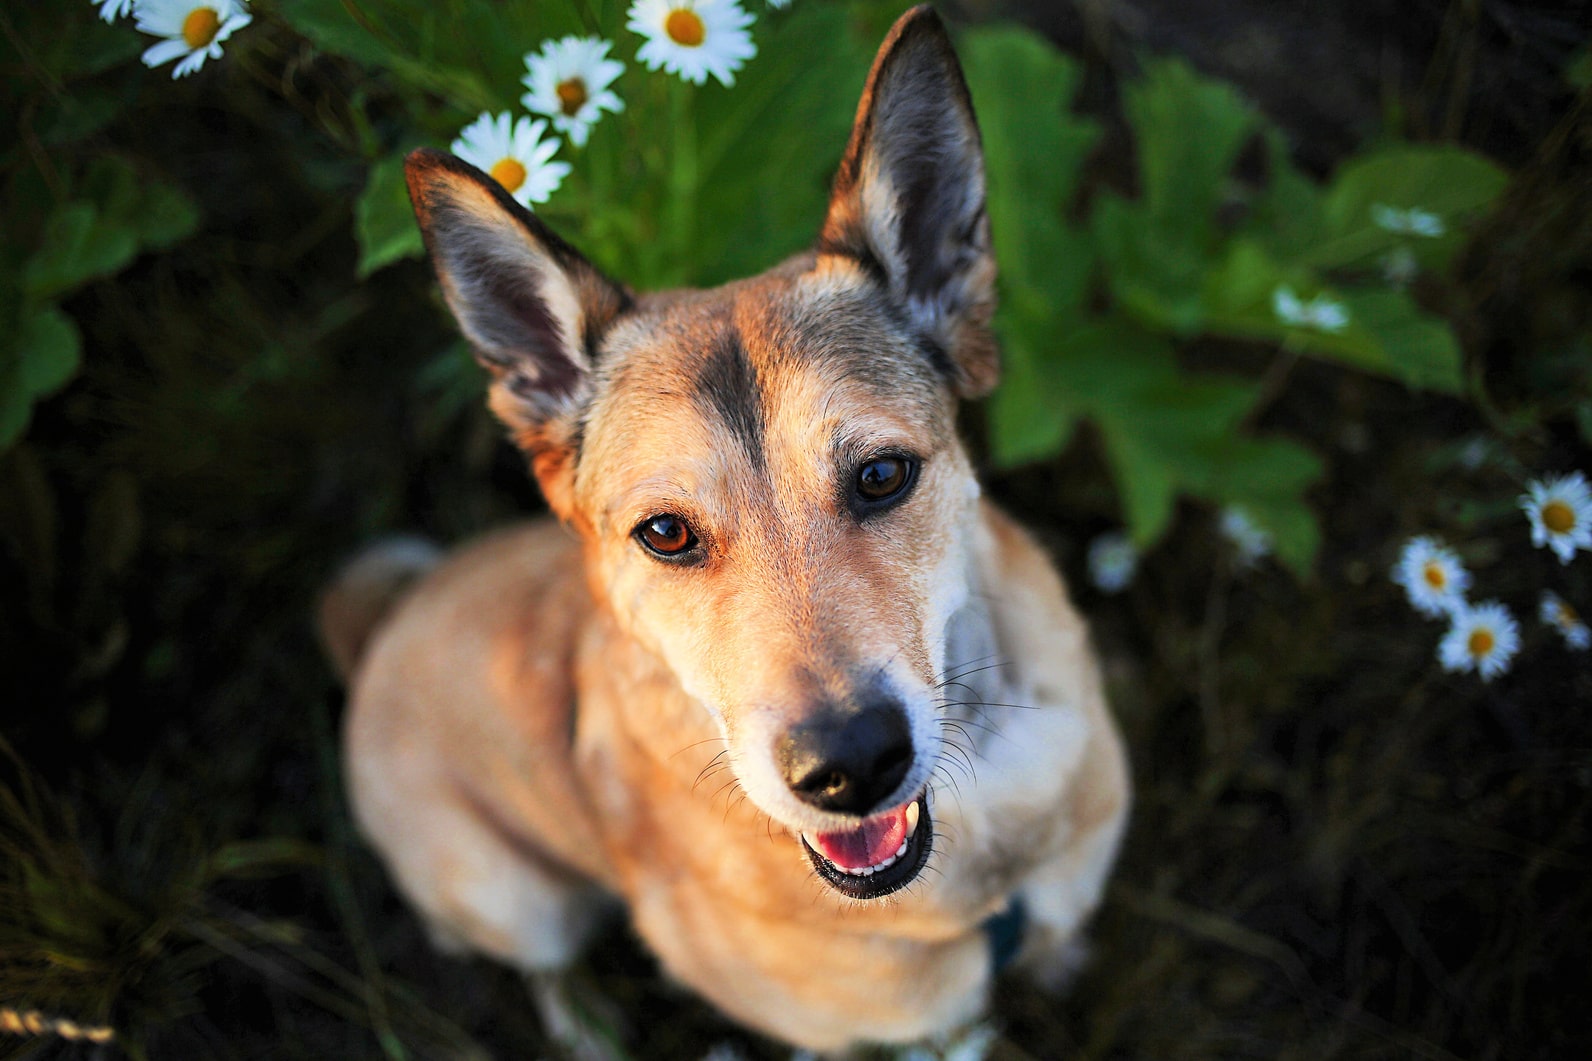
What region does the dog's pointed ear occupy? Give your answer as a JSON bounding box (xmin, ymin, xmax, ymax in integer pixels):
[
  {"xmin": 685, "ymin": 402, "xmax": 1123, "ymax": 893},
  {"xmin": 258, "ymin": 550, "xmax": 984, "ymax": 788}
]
[
  {"xmin": 405, "ymin": 148, "xmax": 631, "ymax": 518},
  {"xmin": 819, "ymin": 5, "xmax": 997, "ymax": 398}
]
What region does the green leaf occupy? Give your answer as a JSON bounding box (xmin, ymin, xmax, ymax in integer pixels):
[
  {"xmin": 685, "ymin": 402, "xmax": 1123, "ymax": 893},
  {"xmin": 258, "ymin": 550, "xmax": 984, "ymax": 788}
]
[
  {"xmin": 987, "ymin": 318, "xmax": 1323, "ymax": 570},
  {"xmin": 23, "ymin": 203, "xmax": 137, "ymax": 302},
  {"xmin": 960, "ymin": 25, "xmax": 1098, "ymax": 312},
  {"xmin": 19, "ymin": 305, "xmax": 82, "ymax": 397},
  {"xmin": 1092, "ymin": 192, "xmax": 1209, "ymax": 333},
  {"xmin": 1126, "ymin": 58, "xmax": 1258, "ymax": 238},
  {"xmin": 684, "ymin": 4, "xmax": 877, "ymax": 284},
  {"xmin": 1305, "ymin": 144, "xmax": 1508, "ymax": 273},
  {"xmin": 1242, "ymin": 129, "xmax": 1327, "ymax": 262},
  {"xmin": 1200, "ymin": 241, "xmax": 1464, "ymax": 392},
  {"xmin": 276, "ymin": 0, "xmax": 545, "ymax": 114},
  {"xmin": 355, "ymin": 154, "xmax": 425, "ymax": 278},
  {"xmin": 81, "ymin": 156, "xmax": 201, "ymax": 251},
  {"xmin": 20, "ymin": 160, "xmax": 198, "ymax": 302}
]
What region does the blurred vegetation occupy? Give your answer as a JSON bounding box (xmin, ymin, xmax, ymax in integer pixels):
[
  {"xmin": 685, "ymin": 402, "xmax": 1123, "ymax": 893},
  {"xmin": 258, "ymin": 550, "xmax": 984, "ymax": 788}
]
[{"xmin": 2, "ymin": 0, "xmax": 1590, "ymax": 1058}]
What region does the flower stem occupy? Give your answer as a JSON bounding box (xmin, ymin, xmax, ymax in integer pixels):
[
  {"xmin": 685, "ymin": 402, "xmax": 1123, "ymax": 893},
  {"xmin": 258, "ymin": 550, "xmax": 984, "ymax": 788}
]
[{"xmin": 667, "ymin": 77, "xmax": 697, "ymax": 280}]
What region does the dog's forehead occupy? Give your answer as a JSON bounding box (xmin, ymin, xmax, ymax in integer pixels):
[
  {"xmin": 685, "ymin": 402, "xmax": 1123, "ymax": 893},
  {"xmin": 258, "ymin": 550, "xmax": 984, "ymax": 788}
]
[{"xmin": 572, "ymin": 260, "xmax": 956, "ymax": 527}]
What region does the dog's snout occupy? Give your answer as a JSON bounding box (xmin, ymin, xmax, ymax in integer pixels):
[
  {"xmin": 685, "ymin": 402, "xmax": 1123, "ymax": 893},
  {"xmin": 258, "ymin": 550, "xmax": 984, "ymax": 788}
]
[{"xmin": 776, "ymin": 703, "xmax": 913, "ymax": 815}]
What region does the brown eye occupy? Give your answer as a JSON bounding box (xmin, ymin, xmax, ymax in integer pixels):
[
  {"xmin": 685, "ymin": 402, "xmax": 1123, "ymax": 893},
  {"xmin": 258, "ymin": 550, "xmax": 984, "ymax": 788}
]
[
  {"xmin": 636, "ymin": 514, "xmax": 697, "ymax": 558},
  {"xmin": 855, "ymin": 456, "xmax": 914, "ymax": 503}
]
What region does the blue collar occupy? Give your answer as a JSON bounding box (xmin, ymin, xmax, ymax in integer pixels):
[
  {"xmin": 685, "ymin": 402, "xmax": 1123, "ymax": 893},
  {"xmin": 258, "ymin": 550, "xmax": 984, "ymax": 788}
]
[{"xmin": 980, "ymin": 895, "xmax": 1027, "ymax": 974}]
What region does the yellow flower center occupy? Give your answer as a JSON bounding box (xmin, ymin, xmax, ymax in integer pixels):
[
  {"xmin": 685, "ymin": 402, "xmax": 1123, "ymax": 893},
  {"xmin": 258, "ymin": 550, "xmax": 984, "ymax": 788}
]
[
  {"xmin": 182, "ymin": 6, "xmax": 221, "ymax": 49},
  {"xmin": 665, "ymin": 8, "xmax": 706, "ymax": 47},
  {"xmin": 1467, "ymin": 628, "xmax": 1495, "ymax": 658},
  {"xmin": 1558, "ymin": 602, "xmax": 1578, "ymax": 626},
  {"xmin": 1542, "ymin": 499, "xmax": 1576, "ymax": 535},
  {"xmin": 489, "ymin": 158, "xmax": 527, "ymax": 193},
  {"xmin": 1422, "ymin": 562, "xmax": 1447, "ymax": 590},
  {"xmin": 556, "ymin": 77, "xmax": 589, "ymax": 116}
]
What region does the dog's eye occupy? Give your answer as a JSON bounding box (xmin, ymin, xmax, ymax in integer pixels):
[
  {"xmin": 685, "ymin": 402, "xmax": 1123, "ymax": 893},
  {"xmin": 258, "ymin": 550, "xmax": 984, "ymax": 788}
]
[
  {"xmin": 635, "ymin": 514, "xmax": 698, "ymax": 559},
  {"xmin": 854, "ymin": 456, "xmax": 916, "ymax": 505}
]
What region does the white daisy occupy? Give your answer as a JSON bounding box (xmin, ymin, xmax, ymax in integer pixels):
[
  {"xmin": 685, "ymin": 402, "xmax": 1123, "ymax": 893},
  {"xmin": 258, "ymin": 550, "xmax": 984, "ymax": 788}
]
[
  {"xmin": 766, "ymin": 0, "xmax": 791, "ymax": 7},
  {"xmin": 1520, "ymin": 470, "xmax": 1592, "ymax": 565},
  {"xmin": 1438, "ymin": 601, "xmax": 1520, "ymax": 681},
  {"xmin": 522, "ymin": 36, "xmax": 625, "ymax": 150},
  {"xmin": 450, "ymin": 113, "xmax": 571, "ymax": 208},
  {"xmin": 627, "ymin": 0, "xmax": 757, "ymax": 87},
  {"xmin": 1391, "ymin": 535, "xmax": 1470, "ymax": 618},
  {"xmin": 1272, "ymin": 285, "xmax": 1349, "ymax": 333},
  {"xmin": 1540, "ymin": 591, "xmax": 1591, "ymax": 650},
  {"xmin": 1370, "ymin": 203, "xmax": 1446, "ymax": 238},
  {"xmin": 1219, "ymin": 506, "xmax": 1273, "ymax": 568},
  {"xmin": 1086, "ymin": 531, "xmax": 1138, "ymax": 594},
  {"xmin": 135, "ymin": 0, "xmax": 252, "ymax": 79},
  {"xmin": 96, "ymin": 0, "xmax": 133, "ymax": 22}
]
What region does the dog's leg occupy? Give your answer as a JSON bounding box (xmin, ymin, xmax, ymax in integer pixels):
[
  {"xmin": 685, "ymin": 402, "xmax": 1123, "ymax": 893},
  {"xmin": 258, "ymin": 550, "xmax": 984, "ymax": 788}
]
[
  {"xmin": 364, "ymin": 785, "xmax": 608, "ymax": 973},
  {"xmin": 1010, "ymin": 807, "xmax": 1127, "ymax": 991}
]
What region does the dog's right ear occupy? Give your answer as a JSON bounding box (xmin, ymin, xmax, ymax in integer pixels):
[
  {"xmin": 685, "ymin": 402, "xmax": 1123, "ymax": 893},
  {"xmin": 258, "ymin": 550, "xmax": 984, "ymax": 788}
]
[{"xmin": 405, "ymin": 148, "xmax": 631, "ymax": 518}]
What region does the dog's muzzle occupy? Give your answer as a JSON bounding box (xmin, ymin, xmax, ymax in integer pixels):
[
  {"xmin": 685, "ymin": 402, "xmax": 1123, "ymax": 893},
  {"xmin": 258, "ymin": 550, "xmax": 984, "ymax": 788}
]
[
  {"xmin": 776, "ymin": 700, "xmax": 932, "ymax": 899},
  {"xmin": 799, "ymin": 793, "xmax": 932, "ymax": 900}
]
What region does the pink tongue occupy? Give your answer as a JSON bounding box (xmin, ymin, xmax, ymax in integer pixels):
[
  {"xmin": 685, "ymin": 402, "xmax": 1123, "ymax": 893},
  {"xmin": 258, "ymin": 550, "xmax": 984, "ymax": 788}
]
[{"xmin": 812, "ymin": 803, "xmax": 909, "ymax": 870}]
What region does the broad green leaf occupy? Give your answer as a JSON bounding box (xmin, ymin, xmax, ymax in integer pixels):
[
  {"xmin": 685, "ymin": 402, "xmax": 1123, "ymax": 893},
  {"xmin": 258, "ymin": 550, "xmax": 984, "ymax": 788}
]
[
  {"xmin": 1201, "ymin": 241, "xmax": 1464, "ymax": 392},
  {"xmin": 684, "ymin": 4, "xmax": 876, "ymax": 285},
  {"xmin": 0, "ymin": 305, "xmax": 82, "ymax": 450},
  {"xmin": 1305, "ymin": 145, "xmax": 1508, "ymax": 272},
  {"xmin": 987, "ymin": 318, "xmax": 1323, "ymax": 572},
  {"xmin": 1332, "ymin": 288, "xmax": 1464, "ymax": 392},
  {"xmin": 1242, "ymin": 129, "xmax": 1327, "ymax": 262},
  {"xmin": 356, "ymin": 154, "xmax": 425, "ymax": 277},
  {"xmin": 1092, "ymin": 192, "xmax": 1209, "ymax": 333},
  {"xmin": 23, "ymin": 203, "xmax": 137, "ymax": 302},
  {"xmin": 276, "ymin": 0, "xmax": 557, "ymax": 115},
  {"xmin": 20, "ymin": 160, "xmax": 198, "ymax": 302},
  {"xmin": 1126, "ymin": 58, "xmax": 1258, "ymax": 238},
  {"xmin": 19, "ymin": 305, "xmax": 82, "ymax": 397},
  {"xmin": 81, "ymin": 156, "xmax": 200, "ymax": 251},
  {"xmin": 130, "ymin": 176, "xmax": 201, "ymax": 251},
  {"xmin": 960, "ymin": 25, "xmax": 1098, "ymax": 312}
]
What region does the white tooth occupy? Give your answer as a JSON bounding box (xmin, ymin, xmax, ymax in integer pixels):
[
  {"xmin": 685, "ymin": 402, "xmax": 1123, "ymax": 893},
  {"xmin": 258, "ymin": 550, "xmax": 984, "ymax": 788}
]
[
  {"xmin": 895, "ymin": 840, "xmax": 908, "ymax": 858},
  {"xmin": 878, "ymin": 853, "xmax": 897, "ymax": 870},
  {"xmin": 905, "ymin": 801, "xmax": 921, "ymax": 839}
]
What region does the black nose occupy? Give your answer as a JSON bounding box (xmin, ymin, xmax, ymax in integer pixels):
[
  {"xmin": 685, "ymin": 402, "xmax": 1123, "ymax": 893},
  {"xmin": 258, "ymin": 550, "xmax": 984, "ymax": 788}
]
[{"xmin": 776, "ymin": 702, "xmax": 914, "ymax": 815}]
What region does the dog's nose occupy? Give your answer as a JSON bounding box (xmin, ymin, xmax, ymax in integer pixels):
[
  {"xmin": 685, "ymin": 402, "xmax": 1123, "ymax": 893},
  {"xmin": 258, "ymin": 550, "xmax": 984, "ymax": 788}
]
[{"xmin": 776, "ymin": 703, "xmax": 913, "ymax": 815}]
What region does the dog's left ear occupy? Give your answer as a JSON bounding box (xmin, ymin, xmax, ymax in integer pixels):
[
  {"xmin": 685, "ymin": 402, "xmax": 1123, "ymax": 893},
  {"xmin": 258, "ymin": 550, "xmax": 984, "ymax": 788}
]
[
  {"xmin": 405, "ymin": 148, "xmax": 631, "ymax": 520},
  {"xmin": 820, "ymin": 5, "xmax": 997, "ymax": 398}
]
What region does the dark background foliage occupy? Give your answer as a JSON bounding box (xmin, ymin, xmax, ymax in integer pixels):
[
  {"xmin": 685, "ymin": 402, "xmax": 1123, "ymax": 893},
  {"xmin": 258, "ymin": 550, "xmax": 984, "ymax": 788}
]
[{"xmin": 2, "ymin": 0, "xmax": 1590, "ymax": 1058}]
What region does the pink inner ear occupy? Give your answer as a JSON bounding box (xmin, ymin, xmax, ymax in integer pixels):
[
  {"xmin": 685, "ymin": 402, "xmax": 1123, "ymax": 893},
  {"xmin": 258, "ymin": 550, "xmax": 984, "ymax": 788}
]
[{"xmin": 812, "ymin": 803, "xmax": 910, "ymax": 870}]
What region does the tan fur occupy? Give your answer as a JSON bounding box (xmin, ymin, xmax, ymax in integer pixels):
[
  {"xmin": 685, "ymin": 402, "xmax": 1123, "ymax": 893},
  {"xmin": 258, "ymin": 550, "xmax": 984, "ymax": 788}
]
[{"xmin": 334, "ymin": 7, "xmax": 1128, "ymax": 1052}]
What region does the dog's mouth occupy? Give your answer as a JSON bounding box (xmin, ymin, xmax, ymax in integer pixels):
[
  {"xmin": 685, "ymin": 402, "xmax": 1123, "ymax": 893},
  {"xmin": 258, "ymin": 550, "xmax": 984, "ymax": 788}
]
[{"xmin": 799, "ymin": 794, "xmax": 931, "ymax": 900}]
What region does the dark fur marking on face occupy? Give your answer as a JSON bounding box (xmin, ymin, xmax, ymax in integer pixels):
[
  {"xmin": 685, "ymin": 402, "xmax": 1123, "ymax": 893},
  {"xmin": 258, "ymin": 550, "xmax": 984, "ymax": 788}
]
[{"xmin": 692, "ymin": 328, "xmax": 766, "ymax": 469}]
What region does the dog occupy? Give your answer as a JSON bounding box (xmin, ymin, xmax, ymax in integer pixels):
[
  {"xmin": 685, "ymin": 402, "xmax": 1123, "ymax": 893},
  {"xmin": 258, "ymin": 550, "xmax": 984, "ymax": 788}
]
[{"xmin": 320, "ymin": 6, "xmax": 1129, "ymax": 1052}]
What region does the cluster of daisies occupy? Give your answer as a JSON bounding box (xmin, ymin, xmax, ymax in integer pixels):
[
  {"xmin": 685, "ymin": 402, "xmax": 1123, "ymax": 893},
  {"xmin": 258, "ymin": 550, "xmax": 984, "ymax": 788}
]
[
  {"xmin": 97, "ymin": 0, "xmax": 252, "ymax": 78},
  {"xmin": 1393, "ymin": 471, "xmax": 1591, "ymax": 681},
  {"xmin": 96, "ymin": 0, "xmax": 789, "ymax": 209},
  {"xmin": 456, "ymin": 0, "xmax": 782, "ymax": 210}
]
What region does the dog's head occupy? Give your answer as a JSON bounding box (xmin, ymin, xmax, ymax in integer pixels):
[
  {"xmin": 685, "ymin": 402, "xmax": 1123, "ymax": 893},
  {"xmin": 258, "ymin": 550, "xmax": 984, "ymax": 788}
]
[{"xmin": 407, "ymin": 5, "xmax": 996, "ymax": 900}]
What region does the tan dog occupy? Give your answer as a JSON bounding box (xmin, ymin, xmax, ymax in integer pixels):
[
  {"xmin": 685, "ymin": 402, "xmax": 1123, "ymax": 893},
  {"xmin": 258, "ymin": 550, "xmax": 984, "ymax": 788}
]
[{"xmin": 321, "ymin": 6, "xmax": 1128, "ymax": 1052}]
